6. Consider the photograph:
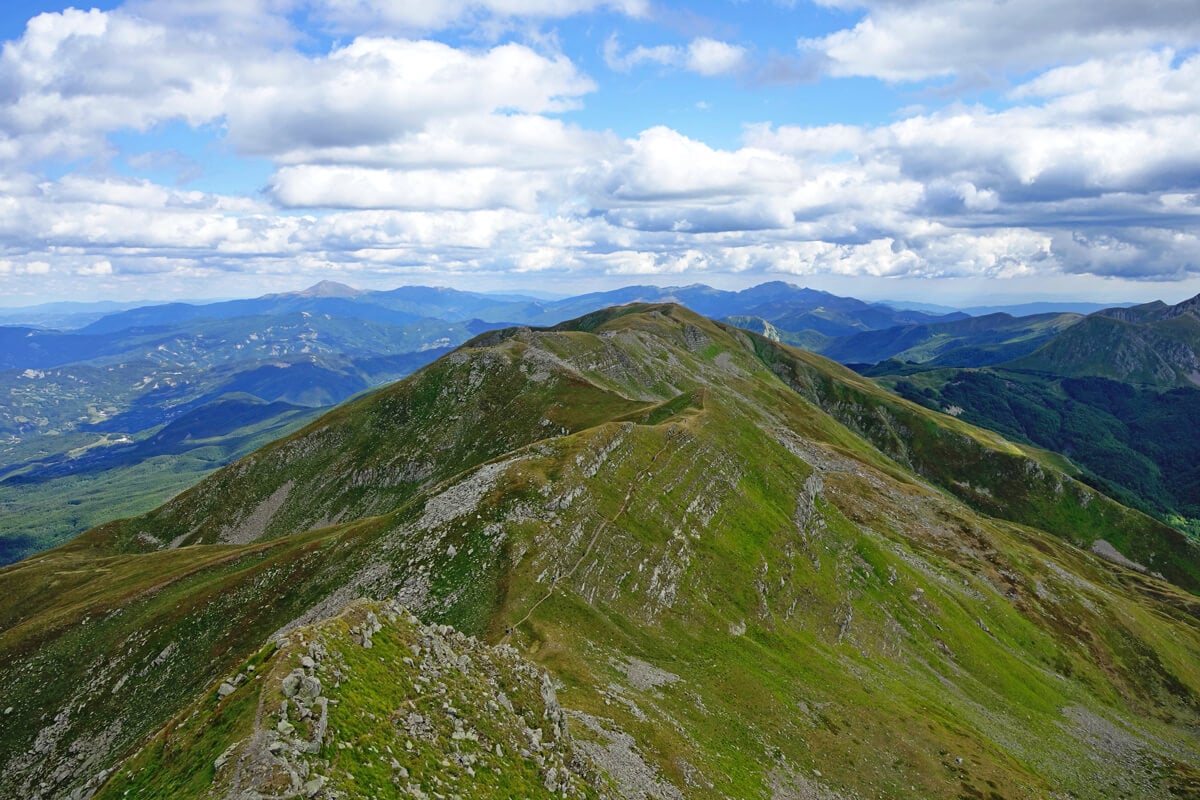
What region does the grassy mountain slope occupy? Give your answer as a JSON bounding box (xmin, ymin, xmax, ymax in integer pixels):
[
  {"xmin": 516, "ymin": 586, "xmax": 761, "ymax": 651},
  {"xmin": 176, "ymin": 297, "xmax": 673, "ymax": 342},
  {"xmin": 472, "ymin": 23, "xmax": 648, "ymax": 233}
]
[
  {"xmin": 1009, "ymin": 299, "xmax": 1200, "ymax": 389},
  {"xmin": 0, "ymin": 308, "xmax": 483, "ymax": 563},
  {"xmin": 2, "ymin": 305, "xmax": 1199, "ymax": 800},
  {"xmin": 818, "ymin": 312, "xmax": 1082, "ymax": 367},
  {"xmin": 872, "ymin": 367, "xmax": 1200, "ymax": 534}
]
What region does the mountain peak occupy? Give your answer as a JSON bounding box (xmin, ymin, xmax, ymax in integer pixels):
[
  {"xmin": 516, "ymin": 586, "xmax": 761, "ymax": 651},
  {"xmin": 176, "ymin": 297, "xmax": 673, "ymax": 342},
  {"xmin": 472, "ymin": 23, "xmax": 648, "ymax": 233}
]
[
  {"xmin": 295, "ymin": 280, "xmax": 361, "ymax": 298},
  {"xmin": 743, "ymin": 279, "xmax": 803, "ymax": 293},
  {"xmin": 260, "ymin": 280, "xmax": 362, "ymax": 300}
]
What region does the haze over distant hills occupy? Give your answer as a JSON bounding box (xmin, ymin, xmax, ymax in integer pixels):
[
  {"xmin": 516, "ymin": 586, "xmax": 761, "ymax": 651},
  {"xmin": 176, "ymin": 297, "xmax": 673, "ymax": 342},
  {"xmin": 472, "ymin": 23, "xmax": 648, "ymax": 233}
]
[
  {"xmin": 886, "ymin": 299, "xmax": 1138, "ymax": 317},
  {"xmin": 0, "ymin": 282, "xmax": 1132, "ymax": 331}
]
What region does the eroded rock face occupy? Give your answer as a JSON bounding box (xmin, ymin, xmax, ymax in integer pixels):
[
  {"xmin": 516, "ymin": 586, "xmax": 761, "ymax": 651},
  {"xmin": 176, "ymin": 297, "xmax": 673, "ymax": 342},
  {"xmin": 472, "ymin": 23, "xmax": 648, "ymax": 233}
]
[{"xmin": 1090, "ymin": 539, "xmax": 1148, "ymax": 573}]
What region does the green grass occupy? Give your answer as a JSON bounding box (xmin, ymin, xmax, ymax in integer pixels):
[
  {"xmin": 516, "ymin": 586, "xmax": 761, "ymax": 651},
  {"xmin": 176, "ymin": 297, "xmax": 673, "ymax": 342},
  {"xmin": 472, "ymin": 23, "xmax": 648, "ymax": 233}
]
[
  {"xmin": 97, "ymin": 603, "xmax": 602, "ymax": 799},
  {"xmin": 0, "ymin": 405, "xmax": 324, "ymax": 563},
  {"xmin": 4, "ymin": 303, "xmax": 1200, "ymax": 800}
]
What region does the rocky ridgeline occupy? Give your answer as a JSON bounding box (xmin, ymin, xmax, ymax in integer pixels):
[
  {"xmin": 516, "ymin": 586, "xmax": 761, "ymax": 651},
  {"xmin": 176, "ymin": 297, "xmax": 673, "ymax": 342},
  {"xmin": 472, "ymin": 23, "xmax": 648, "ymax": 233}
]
[{"xmin": 102, "ymin": 601, "xmax": 615, "ymax": 800}]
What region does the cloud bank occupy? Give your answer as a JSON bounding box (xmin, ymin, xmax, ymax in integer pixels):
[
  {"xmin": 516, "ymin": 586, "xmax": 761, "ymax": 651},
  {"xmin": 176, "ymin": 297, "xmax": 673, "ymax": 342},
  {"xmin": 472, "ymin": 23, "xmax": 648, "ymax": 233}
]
[{"xmin": 0, "ymin": 1, "xmax": 1197, "ymax": 302}]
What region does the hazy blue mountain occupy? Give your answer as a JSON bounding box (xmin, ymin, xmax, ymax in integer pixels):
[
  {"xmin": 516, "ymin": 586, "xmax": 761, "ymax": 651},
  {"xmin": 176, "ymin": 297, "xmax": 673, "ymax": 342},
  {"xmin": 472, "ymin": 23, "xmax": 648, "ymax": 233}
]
[
  {"xmin": 820, "ymin": 311, "xmax": 1083, "ymax": 367},
  {"xmin": 530, "ymin": 280, "xmax": 967, "ymax": 333},
  {"xmin": 962, "ymin": 300, "xmax": 1136, "ymax": 316},
  {"xmin": 0, "ymin": 300, "xmax": 155, "ymax": 330}
]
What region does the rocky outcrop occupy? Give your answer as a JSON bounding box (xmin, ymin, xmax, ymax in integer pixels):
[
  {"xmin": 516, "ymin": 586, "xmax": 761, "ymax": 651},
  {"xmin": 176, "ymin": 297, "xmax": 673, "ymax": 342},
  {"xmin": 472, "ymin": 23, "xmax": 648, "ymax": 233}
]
[{"xmin": 102, "ymin": 601, "xmax": 628, "ymax": 800}]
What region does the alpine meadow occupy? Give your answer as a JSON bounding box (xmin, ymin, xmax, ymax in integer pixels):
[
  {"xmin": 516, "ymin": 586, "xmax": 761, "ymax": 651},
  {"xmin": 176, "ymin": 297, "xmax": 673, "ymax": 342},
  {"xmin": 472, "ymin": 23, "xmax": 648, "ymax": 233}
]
[{"xmin": 3, "ymin": 2, "xmax": 1200, "ymax": 799}]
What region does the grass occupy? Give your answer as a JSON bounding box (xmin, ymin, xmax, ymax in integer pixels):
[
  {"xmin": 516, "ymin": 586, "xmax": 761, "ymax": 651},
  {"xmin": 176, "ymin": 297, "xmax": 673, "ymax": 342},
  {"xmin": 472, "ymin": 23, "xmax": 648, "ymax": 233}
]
[
  {"xmin": 96, "ymin": 603, "xmax": 602, "ymax": 799},
  {"xmin": 4, "ymin": 303, "xmax": 1200, "ymax": 800},
  {"xmin": 0, "ymin": 405, "xmax": 323, "ymax": 563}
]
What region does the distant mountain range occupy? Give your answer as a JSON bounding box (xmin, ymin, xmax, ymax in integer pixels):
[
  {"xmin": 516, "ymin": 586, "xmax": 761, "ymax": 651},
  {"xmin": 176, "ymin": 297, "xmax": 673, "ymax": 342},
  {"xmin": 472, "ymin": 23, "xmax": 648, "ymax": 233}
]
[
  {"xmin": 1, "ymin": 279, "xmax": 1195, "ymax": 566},
  {"xmin": 820, "ymin": 311, "xmax": 1083, "ymax": 367},
  {"xmin": 1008, "ymin": 295, "xmax": 1200, "ymax": 388},
  {"xmin": 886, "ymin": 299, "xmax": 1137, "ymax": 316}
]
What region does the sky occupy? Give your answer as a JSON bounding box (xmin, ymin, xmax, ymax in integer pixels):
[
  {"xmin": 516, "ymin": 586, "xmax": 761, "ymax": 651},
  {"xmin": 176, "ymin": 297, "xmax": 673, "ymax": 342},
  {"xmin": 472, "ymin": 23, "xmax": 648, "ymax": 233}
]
[{"xmin": 1, "ymin": 1, "xmax": 1199, "ymax": 307}]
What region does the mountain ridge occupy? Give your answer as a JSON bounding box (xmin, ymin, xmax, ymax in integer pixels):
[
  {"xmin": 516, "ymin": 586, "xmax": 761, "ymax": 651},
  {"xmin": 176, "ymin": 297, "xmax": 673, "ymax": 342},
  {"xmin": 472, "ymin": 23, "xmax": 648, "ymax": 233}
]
[
  {"xmin": 4, "ymin": 303, "xmax": 1200, "ymax": 800},
  {"xmin": 1009, "ymin": 293, "xmax": 1200, "ymax": 389},
  {"xmin": 2, "ymin": 281, "xmax": 1197, "ymax": 568}
]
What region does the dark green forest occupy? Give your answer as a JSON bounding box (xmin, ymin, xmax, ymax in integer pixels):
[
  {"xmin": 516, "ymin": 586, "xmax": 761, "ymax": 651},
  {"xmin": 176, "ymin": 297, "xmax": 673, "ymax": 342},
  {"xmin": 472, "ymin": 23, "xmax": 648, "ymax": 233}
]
[{"xmin": 886, "ymin": 370, "xmax": 1200, "ymax": 535}]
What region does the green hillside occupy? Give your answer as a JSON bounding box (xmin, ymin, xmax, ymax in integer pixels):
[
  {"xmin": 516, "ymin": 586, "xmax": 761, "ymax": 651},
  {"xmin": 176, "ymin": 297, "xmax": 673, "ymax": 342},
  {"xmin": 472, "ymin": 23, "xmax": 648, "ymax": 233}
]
[
  {"xmin": 873, "ymin": 368, "xmax": 1200, "ymax": 535},
  {"xmin": 817, "ymin": 311, "xmax": 1082, "ymax": 367},
  {"xmin": 1009, "ymin": 308, "xmax": 1200, "ymax": 389},
  {"xmin": 2, "ymin": 304, "xmax": 1199, "ymax": 800}
]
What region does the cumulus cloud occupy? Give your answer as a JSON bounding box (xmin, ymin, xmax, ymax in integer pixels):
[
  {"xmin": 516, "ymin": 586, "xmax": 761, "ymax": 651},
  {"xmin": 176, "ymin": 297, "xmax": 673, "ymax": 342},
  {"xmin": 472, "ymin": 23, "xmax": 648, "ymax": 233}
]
[
  {"xmin": 803, "ymin": 0, "xmax": 1200, "ymax": 81},
  {"xmin": 0, "ymin": 10, "xmax": 595, "ymax": 168},
  {"xmin": 603, "ymin": 35, "xmax": 746, "ymax": 76},
  {"xmin": 0, "ymin": 259, "xmax": 50, "ymax": 275},
  {"xmin": 1, "ymin": 1, "xmax": 1198, "ymax": 299},
  {"xmin": 751, "ymin": 52, "xmax": 1200, "ymax": 201},
  {"xmin": 311, "ymin": 0, "xmax": 648, "ymax": 33},
  {"xmin": 1012, "ymin": 50, "xmax": 1200, "ymax": 118},
  {"xmin": 268, "ymin": 165, "xmax": 549, "ymax": 210},
  {"xmin": 598, "ymin": 127, "xmax": 799, "ymax": 203},
  {"xmin": 739, "ymin": 51, "xmax": 1200, "ymax": 279},
  {"xmin": 1051, "ymin": 228, "xmax": 1200, "ymax": 280},
  {"xmin": 276, "ymin": 114, "xmax": 616, "ymax": 171},
  {"xmin": 226, "ymin": 38, "xmax": 595, "ymax": 160},
  {"xmin": 685, "ymin": 38, "xmax": 747, "ymax": 76},
  {"xmin": 0, "ymin": 9, "xmax": 236, "ymax": 164},
  {"xmin": 76, "ymin": 260, "xmax": 114, "ymax": 276}
]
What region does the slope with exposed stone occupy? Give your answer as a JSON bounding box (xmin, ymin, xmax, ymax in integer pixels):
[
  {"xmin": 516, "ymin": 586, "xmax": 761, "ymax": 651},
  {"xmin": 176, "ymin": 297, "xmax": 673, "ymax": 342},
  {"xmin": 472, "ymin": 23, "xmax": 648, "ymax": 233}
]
[{"xmin": 2, "ymin": 304, "xmax": 1199, "ymax": 800}]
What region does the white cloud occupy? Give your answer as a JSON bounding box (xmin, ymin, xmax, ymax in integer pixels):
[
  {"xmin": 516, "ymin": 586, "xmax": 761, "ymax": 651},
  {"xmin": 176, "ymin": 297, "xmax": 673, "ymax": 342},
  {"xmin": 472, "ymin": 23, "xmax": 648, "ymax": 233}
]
[
  {"xmin": 312, "ymin": 0, "xmax": 648, "ymax": 33},
  {"xmin": 76, "ymin": 260, "xmax": 113, "ymax": 276},
  {"xmin": 268, "ymin": 165, "xmax": 547, "ymax": 210},
  {"xmin": 0, "ymin": 11, "xmax": 595, "ymax": 171},
  {"xmin": 804, "ymin": 0, "xmax": 1200, "ymax": 81},
  {"xmin": 750, "ymin": 52, "xmax": 1200, "ymax": 211},
  {"xmin": 604, "ymin": 35, "xmax": 746, "ymax": 76},
  {"xmin": 1051, "ymin": 228, "xmax": 1200, "ymax": 280},
  {"xmin": 685, "ymin": 38, "xmax": 746, "ymax": 77},
  {"xmin": 0, "ymin": 259, "xmax": 51, "ymax": 275},
  {"xmin": 226, "ymin": 38, "xmax": 594, "ymax": 160},
  {"xmin": 599, "ymin": 126, "xmax": 800, "ymax": 203},
  {"xmin": 603, "ymin": 35, "xmax": 678, "ymax": 71},
  {"xmin": 269, "ymin": 114, "xmax": 615, "ymax": 170},
  {"xmin": 1012, "ymin": 50, "xmax": 1200, "ymax": 118},
  {"xmin": 0, "ymin": 9, "xmax": 234, "ymax": 163}
]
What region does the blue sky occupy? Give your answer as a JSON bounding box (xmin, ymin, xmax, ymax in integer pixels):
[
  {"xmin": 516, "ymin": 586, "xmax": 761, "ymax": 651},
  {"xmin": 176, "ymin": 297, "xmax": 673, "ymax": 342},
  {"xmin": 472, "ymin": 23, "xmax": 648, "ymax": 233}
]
[{"xmin": 1, "ymin": 0, "xmax": 1199, "ymax": 306}]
